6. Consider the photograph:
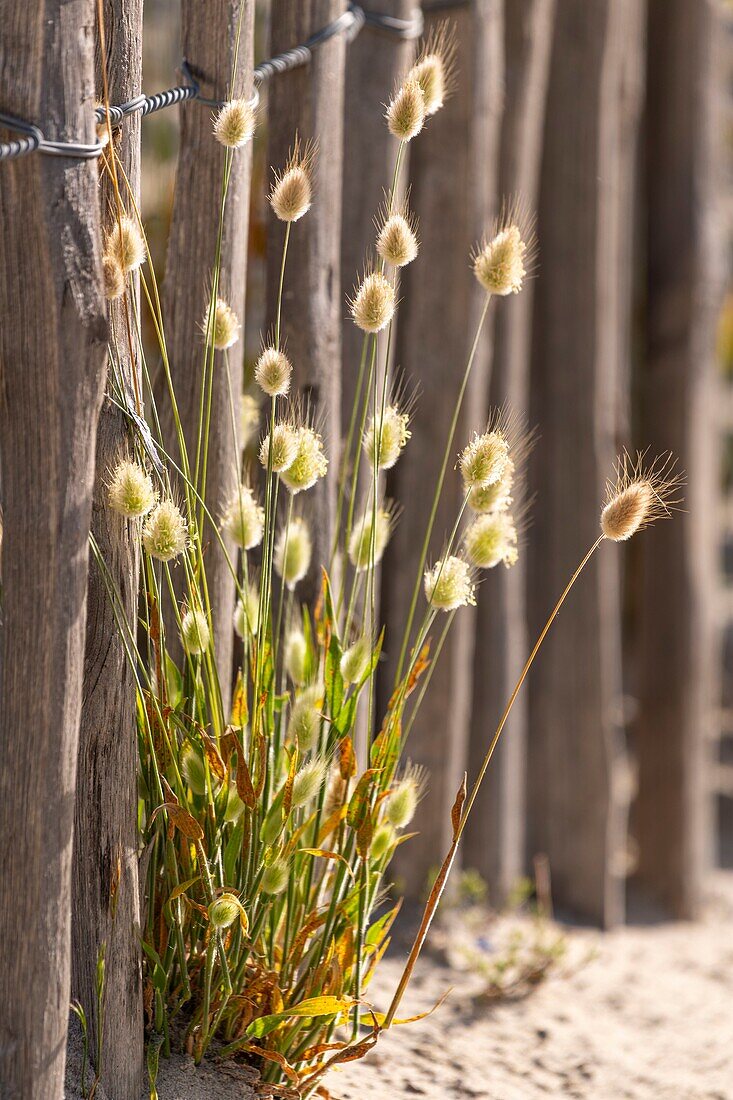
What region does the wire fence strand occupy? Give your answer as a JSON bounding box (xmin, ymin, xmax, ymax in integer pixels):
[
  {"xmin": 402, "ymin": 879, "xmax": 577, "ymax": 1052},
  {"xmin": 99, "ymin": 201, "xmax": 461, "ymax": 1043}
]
[{"xmin": 0, "ymin": 4, "xmax": 423, "ymax": 163}]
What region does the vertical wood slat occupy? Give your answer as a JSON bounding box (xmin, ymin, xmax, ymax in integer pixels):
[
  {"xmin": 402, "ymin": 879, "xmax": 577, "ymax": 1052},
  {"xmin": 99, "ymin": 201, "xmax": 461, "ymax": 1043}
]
[
  {"xmin": 526, "ymin": 0, "xmax": 644, "ymax": 927},
  {"xmin": 0, "ymin": 5, "xmax": 108, "ymax": 1095},
  {"xmin": 634, "ymin": 0, "xmax": 723, "ymax": 918},
  {"xmin": 71, "ymin": 4, "xmax": 145, "ymax": 1096},
  {"xmin": 463, "ymin": 0, "xmax": 555, "ymax": 904},
  {"xmin": 266, "ymin": 0, "xmax": 348, "ymax": 605},
  {"xmin": 341, "ymin": 1, "xmax": 418, "ymax": 423},
  {"xmin": 341, "ymin": 2, "xmax": 418, "ymax": 760},
  {"xmin": 382, "ymin": 0, "xmax": 504, "ymax": 898},
  {"xmin": 161, "ymin": 0, "xmax": 256, "ymax": 707}
]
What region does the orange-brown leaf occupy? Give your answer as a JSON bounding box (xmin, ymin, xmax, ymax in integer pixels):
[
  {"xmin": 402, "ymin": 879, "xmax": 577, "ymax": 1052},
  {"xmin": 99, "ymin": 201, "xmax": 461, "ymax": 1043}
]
[
  {"xmin": 317, "ymin": 804, "xmax": 347, "ymax": 846},
  {"xmin": 150, "ymin": 802, "xmax": 204, "ymax": 842},
  {"xmin": 337, "ymin": 735, "xmax": 356, "ymax": 780},
  {"xmin": 451, "ymin": 773, "xmax": 467, "ymax": 840},
  {"xmin": 235, "ymin": 755, "xmax": 256, "ymax": 810},
  {"xmin": 200, "ymin": 729, "xmax": 226, "ymax": 783},
  {"xmin": 231, "ymin": 671, "xmax": 248, "ymax": 728}
]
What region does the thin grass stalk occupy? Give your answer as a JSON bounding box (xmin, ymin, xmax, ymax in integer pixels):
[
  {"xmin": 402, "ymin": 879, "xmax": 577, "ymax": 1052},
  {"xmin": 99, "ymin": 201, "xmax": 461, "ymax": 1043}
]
[
  {"xmin": 395, "ymin": 294, "xmax": 492, "ymax": 682},
  {"xmin": 382, "ymin": 535, "xmax": 605, "ymax": 1029}
]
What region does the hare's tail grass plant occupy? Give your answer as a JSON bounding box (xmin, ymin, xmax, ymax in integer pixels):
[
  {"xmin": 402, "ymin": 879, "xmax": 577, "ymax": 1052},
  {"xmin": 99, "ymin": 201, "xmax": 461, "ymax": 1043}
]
[{"xmin": 89, "ymin": 18, "xmax": 684, "ymax": 1096}]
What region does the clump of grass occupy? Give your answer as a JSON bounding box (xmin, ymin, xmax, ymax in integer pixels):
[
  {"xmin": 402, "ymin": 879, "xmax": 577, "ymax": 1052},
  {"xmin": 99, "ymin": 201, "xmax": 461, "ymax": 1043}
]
[{"xmin": 89, "ymin": 23, "xmax": 682, "ymax": 1096}]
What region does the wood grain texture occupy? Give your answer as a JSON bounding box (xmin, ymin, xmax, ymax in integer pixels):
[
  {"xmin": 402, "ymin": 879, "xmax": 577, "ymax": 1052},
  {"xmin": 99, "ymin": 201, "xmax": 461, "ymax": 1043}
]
[
  {"xmin": 634, "ymin": 0, "xmax": 723, "ymax": 918},
  {"xmin": 0, "ymin": 4, "xmax": 107, "ymax": 1095},
  {"xmin": 526, "ymin": 0, "xmax": 644, "ymax": 927},
  {"xmin": 160, "ymin": 0, "xmax": 255, "ymax": 708},
  {"xmin": 341, "ymin": 1, "xmax": 418, "ymax": 759},
  {"xmin": 341, "ymin": 0, "xmax": 417, "ymax": 419},
  {"xmin": 266, "ymin": 0, "xmax": 347, "ymax": 607},
  {"xmin": 71, "ymin": 3, "xmax": 144, "ymax": 1097},
  {"xmin": 464, "ymin": 0, "xmax": 555, "ymax": 904},
  {"xmin": 380, "ymin": 0, "xmax": 504, "ymax": 898}
]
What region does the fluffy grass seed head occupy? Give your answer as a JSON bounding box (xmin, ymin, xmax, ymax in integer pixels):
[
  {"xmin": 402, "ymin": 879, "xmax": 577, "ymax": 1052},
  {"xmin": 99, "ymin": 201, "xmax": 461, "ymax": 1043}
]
[
  {"xmin": 386, "ymin": 78, "xmax": 426, "ymax": 141},
  {"xmin": 208, "ymin": 892, "xmax": 247, "ymax": 932},
  {"xmin": 270, "ymin": 138, "xmax": 314, "ymax": 222},
  {"xmin": 376, "ymin": 205, "xmax": 419, "ymax": 268},
  {"xmin": 386, "ymin": 764, "xmax": 427, "ymax": 829},
  {"xmin": 468, "ymin": 459, "xmax": 515, "ymax": 514},
  {"xmin": 274, "ymin": 516, "xmax": 312, "ymax": 589},
  {"xmin": 285, "ymin": 628, "xmax": 308, "ymax": 685},
  {"xmin": 407, "ymin": 24, "xmax": 456, "ymax": 116},
  {"xmin": 255, "ymin": 346, "xmax": 292, "ymax": 397},
  {"xmin": 424, "ymin": 554, "xmax": 475, "ymax": 611},
  {"xmin": 234, "ymin": 581, "xmax": 260, "ymax": 639},
  {"xmin": 459, "ymin": 429, "xmax": 510, "ymax": 490},
  {"xmin": 203, "ymin": 296, "xmax": 239, "ymax": 350},
  {"xmin": 107, "ymin": 459, "xmax": 156, "ymax": 519},
  {"xmin": 340, "ymin": 635, "xmax": 372, "ymax": 684},
  {"xmin": 350, "ymin": 270, "xmax": 396, "ymax": 334},
  {"xmin": 280, "ymin": 427, "xmax": 328, "ymax": 494},
  {"xmin": 102, "ymin": 254, "xmax": 125, "ymax": 300},
  {"xmin": 348, "ymin": 504, "xmax": 394, "ymax": 572},
  {"xmin": 213, "ymin": 98, "xmax": 256, "ymax": 149},
  {"xmin": 180, "ymin": 741, "xmax": 207, "ymax": 797},
  {"xmin": 291, "ymin": 758, "xmax": 327, "ymax": 809},
  {"xmin": 601, "ymin": 451, "xmax": 683, "ymax": 541},
  {"xmin": 240, "ymin": 394, "xmax": 261, "ymax": 448},
  {"xmin": 259, "ymin": 421, "xmax": 299, "ymax": 473},
  {"xmin": 464, "ymin": 512, "xmax": 518, "ymax": 570},
  {"xmin": 472, "ymin": 206, "xmax": 532, "ymax": 296},
  {"xmin": 224, "ymin": 781, "xmax": 245, "ymax": 823},
  {"xmin": 181, "ymin": 609, "xmax": 210, "ymax": 655},
  {"xmin": 261, "ymin": 858, "xmax": 289, "ymax": 896},
  {"xmin": 221, "ymin": 484, "xmax": 264, "ymax": 550},
  {"xmin": 371, "ymin": 823, "xmax": 397, "ymax": 862},
  {"xmin": 364, "ymin": 404, "xmax": 411, "ymax": 470},
  {"xmin": 143, "ymin": 500, "xmax": 188, "ymax": 562},
  {"xmin": 288, "ymin": 684, "xmax": 323, "ymax": 752},
  {"xmin": 106, "ymin": 214, "xmax": 146, "ymax": 273}
]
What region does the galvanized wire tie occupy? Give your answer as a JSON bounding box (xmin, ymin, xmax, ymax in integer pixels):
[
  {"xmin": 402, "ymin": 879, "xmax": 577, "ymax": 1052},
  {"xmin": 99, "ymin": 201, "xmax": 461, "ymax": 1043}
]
[{"xmin": 0, "ymin": 4, "xmax": 423, "ymax": 163}]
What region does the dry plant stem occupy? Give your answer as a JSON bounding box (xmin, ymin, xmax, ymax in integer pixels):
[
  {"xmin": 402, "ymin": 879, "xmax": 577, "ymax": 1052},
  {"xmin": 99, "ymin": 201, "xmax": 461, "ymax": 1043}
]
[
  {"xmin": 193, "ymin": 4, "xmax": 246, "ymax": 526},
  {"xmin": 96, "ymin": 1, "xmax": 142, "ymax": 417},
  {"xmin": 404, "ymin": 609, "xmax": 456, "ymax": 740},
  {"xmin": 395, "ymin": 294, "xmax": 492, "ymax": 682},
  {"xmin": 254, "ymin": 222, "xmax": 291, "ymax": 745},
  {"xmin": 196, "ymin": 149, "xmax": 234, "ymax": 528},
  {"xmin": 457, "ymin": 535, "xmax": 604, "ymax": 836},
  {"xmin": 339, "ymin": 140, "xmax": 405, "ymax": 615},
  {"xmin": 333, "ymin": 333, "xmax": 369, "ymax": 566},
  {"xmin": 382, "ymin": 534, "xmax": 605, "ymax": 1029},
  {"xmin": 380, "ymin": 490, "xmax": 471, "ymax": 760}
]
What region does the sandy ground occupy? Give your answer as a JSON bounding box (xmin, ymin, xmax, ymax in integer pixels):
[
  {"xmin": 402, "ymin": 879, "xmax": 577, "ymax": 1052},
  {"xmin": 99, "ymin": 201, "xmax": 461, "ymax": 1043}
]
[{"xmin": 66, "ymin": 872, "xmax": 733, "ymax": 1099}]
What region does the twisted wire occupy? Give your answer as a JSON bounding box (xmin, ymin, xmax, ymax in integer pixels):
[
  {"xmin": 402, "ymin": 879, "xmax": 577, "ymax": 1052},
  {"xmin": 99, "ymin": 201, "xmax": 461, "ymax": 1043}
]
[{"xmin": 0, "ymin": 4, "xmax": 424, "ymax": 162}]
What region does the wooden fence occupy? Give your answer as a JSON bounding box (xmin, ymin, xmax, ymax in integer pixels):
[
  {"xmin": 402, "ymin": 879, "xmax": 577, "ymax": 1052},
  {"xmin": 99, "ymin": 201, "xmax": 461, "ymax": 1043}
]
[{"xmin": 0, "ymin": 0, "xmax": 727, "ymax": 1096}]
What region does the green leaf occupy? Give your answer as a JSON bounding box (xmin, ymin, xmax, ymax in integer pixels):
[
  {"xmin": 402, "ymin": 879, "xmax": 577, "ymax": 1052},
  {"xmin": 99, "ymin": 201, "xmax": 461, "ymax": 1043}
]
[
  {"xmin": 223, "ymin": 819, "xmax": 244, "ymax": 885},
  {"xmin": 246, "ymin": 996, "xmax": 355, "ymax": 1039},
  {"xmin": 325, "ymin": 629, "xmax": 344, "ymax": 722},
  {"xmin": 165, "ymin": 654, "xmax": 182, "ymax": 710},
  {"xmin": 347, "ymin": 769, "xmax": 379, "ymax": 831}
]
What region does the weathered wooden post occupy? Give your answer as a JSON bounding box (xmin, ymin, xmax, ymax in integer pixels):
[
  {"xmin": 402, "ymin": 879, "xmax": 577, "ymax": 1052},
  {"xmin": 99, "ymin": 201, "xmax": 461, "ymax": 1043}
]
[
  {"xmin": 341, "ymin": 2, "xmax": 419, "ymax": 417},
  {"xmin": 464, "ymin": 0, "xmax": 555, "ymax": 904},
  {"xmin": 0, "ymin": 5, "xmax": 108, "ymax": 1095},
  {"xmin": 71, "ymin": 4, "xmax": 145, "ymax": 1096},
  {"xmin": 161, "ymin": 0, "xmax": 256, "ymax": 704},
  {"xmin": 341, "ymin": 3, "xmax": 419, "ymax": 757},
  {"xmin": 526, "ymin": 0, "xmax": 644, "ymax": 927},
  {"xmin": 266, "ymin": 1, "xmax": 348, "ymax": 604},
  {"xmin": 634, "ymin": 0, "xmax": 723, "ymax": 918},
  {"xmin": 381, "ymin": 0, "xmax": 505, "ymax": 897}
]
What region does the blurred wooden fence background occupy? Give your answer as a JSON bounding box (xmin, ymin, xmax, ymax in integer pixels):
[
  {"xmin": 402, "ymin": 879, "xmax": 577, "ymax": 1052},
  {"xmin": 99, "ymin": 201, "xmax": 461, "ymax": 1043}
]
[{"xmin": 0, "ymin": 1, "xmax": 728, "ymax": 1096}]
